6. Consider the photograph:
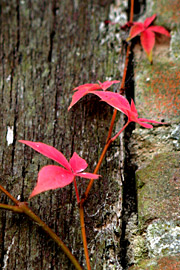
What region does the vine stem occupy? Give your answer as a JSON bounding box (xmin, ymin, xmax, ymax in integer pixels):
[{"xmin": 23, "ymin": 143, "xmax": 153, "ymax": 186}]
[
  {"xmin": 0, "ymin": 185, "xmax": 19, "ymax": 205},
  {"xmin": 82, "ymin": 0, "xmax": 134, "ymax": 203},
  {"xmin": 82, "ymin": 137, "xmax": 112, "ymax": 202},
  {"xmin": 74, "ymin": 4, "xmax": 134, "ymax": 267},
  {"xmin": 106, "ymin": 109, "xmax": 117, "ymax": 143},
  {"xmin": 82, "ymin": 121, "xmax": 129, "ymax": 202},
  {"xmin": 130, "ymin": 0, "xmax": 134, "ymax": 22},
  {"xmin": 111, "ymin": 121, "xmax": 130, "ymax": 142},
  {"xmin": 0, "ymin": 203, "xmax": 23, "ymax": 213},
  {"xmin": 78, "ymin": 4, "xmax": 134, "ymax": 266},
  {"xmin": 106, "ymin": 43, "xmax": 130, "ymax": 143},
  {"xmin": 79, "ymin": 202, "xmax": 91, "ymax": 270},
  {"xmin": 0, "ymin": 186, "xmax": 83, "ymax": 270},
  {"xmin": 74, "ymin": 177, "xmax": 91, "ymax": 268},
  {"xmin": 0, "ymin": 2, "xmax": 135, "ymax": 270}
]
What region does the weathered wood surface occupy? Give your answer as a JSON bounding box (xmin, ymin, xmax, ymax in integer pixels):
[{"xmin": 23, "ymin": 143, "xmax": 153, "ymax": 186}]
[{"xmin": 0, "ymin": 1, "xmax": 124, "ymax": 269}]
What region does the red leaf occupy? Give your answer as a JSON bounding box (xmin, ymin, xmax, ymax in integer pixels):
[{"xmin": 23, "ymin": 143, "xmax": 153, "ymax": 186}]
[
  {"xmin": 19, "ymin": 140, "xmax": 71, "ymax": 171},
  {"xmin": 135, "ymin": 120, "xmax": 153, "ymax": 128},
  {"xmin": 93, "ymin": 92, "xmax": 164, "ymax": 130},
  {"xmin": 92, "ymin": 91, "xmax": 130, "ymax": 114},
  {"xmin": 69, "ymin": 80, "xmax": 120, "ymax": 110},
  {"xmin": 144, "ymin": 14, "xmax": 156, "ymax": 28},
  {"xmin": 29, "ymin": 165, "xmax": 74, "ymax": 198},
  {"xmin": 73, "ymin": 83, "xmax": 101, "ymax": 91},
  {"xmin": 19, "ymin": 140, "xmax": 100, "ymax": 198},
  {"xmin": 69, "ymin": 152, "xmax": 88, "ymax": 173},
  {"xmin": 130, "ymin": 99, "xmax": 138, "ymax": 116},
  {"xmin": 138, "ymin": 118, "xmax": 163, "ymax": 124},
  {"xmin": 98, "ymin": 80, "xmax": 120, "ymax": 91},
  {"xmin": 140, "ymin": 29, "xmax": 155, "ymax": 59},
  {"xmin": 127, "ymin": 23, "xmax": 144, "ymax": 40},
  {"xmin": 148, "ymin": 26, "xmax": 170, "ymax": 37},
  {"xmin": 127, "ymin": 14, "xmax": 170, "ymax": 62},
  {"xmin": 68, "ymin": 89, "xmax": 89, "ymax": 110},
  {"xmin": 76, "ymin": 172, "xmax": 100, "ymax": 179}
]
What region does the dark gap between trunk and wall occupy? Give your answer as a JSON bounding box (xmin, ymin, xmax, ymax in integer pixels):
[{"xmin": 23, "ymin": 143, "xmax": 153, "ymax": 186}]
[{"xmin": 120, "ymin": 0, "xmax": 145, "ymax": 268}]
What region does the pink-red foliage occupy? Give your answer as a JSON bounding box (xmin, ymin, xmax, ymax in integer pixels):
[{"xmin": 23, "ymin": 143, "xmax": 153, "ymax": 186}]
[
  {"xmin": 127, "ymin": 14, "xmax": 170, "ymax": 62},
  {"xmin": 92, "ymin": 91, "xmax": 163, "ymax": 128},
  {"xmin": 68, "ymin": 80, "xmax": 120, "ymax": 110},
  {"xmin": 19, "ymin": 140, "xmax": 100, "ymax": 198}
]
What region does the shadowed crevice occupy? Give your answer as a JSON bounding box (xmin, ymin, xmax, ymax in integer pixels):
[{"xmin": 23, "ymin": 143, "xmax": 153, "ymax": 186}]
[
  {"xmin": 119, "ymin": 43, "xmax": 137, "ymax": 270},
  {"xmin": 120, "ymin": 0, "xmax": 144, "ymax": 268},
  {"xmin": 48, "ymin": 0, "xmax": 57, "ymax": 63}
]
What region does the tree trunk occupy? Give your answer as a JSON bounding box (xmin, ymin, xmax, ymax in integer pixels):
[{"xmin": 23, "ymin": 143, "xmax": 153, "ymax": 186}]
[{"xmin": 0, "ymin": 1, "xmax": 125, "ymax": 269}]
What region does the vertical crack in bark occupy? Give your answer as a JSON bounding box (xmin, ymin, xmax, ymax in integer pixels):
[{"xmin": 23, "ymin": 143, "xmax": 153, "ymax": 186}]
[
  {"xmin": 53, "ymin": 67, "xmax": 59, "ymax": 147},
  {"xmin": 120, "ymin": 0, "xmax": 145, "ymax": 268},
  {"xmin": 16, "ymin": 0, "xmax": 20, "ymax": 53},
  {"xmin": 120, "ymin": 43, "xmax": 137, "ymax": 270},
  {"xmin": 48, "ymin": 0, "xmax": 57, "ymax": 63}
]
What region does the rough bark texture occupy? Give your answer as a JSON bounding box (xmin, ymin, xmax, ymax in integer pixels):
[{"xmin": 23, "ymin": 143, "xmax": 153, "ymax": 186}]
[{"xmin": 0, "ymin": 1, "xmax": 125, "ymax": 269}]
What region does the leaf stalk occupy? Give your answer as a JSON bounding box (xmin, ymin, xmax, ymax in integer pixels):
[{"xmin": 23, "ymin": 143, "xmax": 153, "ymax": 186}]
[
  {"xmin": 79, "ymin": 202, "xmax": 91, "ymax": 270},
  {"xmin": 0, "ymin": 185, "xmax": 82, "ymax": 270}
]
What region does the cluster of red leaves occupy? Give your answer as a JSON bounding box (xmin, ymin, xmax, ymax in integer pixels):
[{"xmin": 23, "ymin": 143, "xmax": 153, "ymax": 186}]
[
  {"xmin": 69, "ymin": 81, "xmax": 162, "ymax": 128},
  {"xmin": 20, "ymin": 14, "xmax": 169, "ymax": 200},
  {"xmin": 104, "ymin": 14, "xmax": 170, "ymax": 63},
  {"xmin": 20, "ymin": 79, "xmax": 164, "ymax": 198},
  {"xmin": 127, "ymin": 14, "xmax": 170, "ymax": 62}
]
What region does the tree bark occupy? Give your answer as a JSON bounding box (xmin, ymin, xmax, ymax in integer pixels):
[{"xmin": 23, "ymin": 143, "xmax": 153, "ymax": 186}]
[{"xmin": 0, "ymin": 1, "xmax": 124, "ymax": 269}]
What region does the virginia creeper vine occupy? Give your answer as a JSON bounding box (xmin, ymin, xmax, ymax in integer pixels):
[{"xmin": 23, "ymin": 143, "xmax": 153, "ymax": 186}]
[{"xmin": 0, "ymin": 0, "xmax": 171, "ymax": 269}]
